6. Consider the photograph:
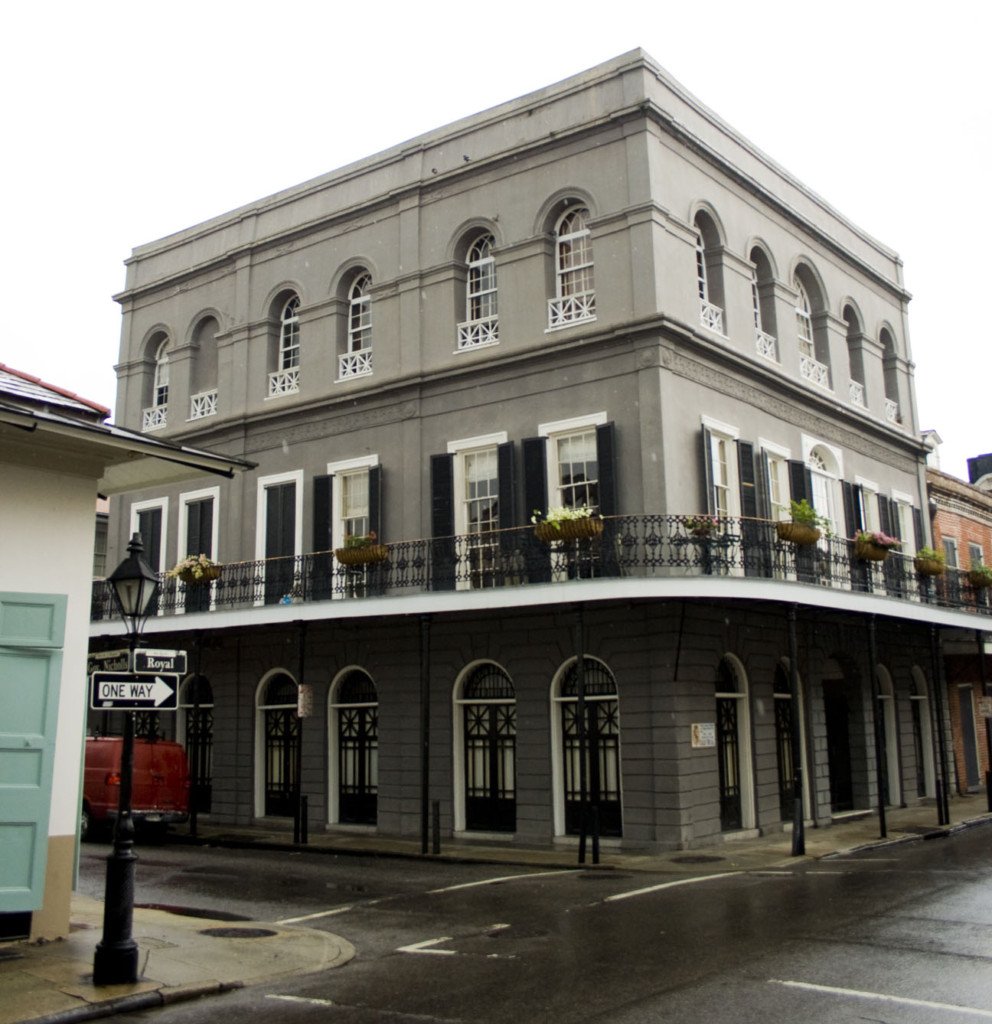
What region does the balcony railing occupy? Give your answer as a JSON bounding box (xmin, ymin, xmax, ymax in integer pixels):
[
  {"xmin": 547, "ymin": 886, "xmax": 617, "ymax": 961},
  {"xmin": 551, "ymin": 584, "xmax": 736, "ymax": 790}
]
[
  {"xmin": 268, "ymin": 368, "xmax": 300, "ymax": 397},
  {"xmin": 547, "ymin": 291, "xmax": 596, "ymax": 329},
  {"xmin": 457, "ymin": 315, "xmax": 499, "ymax": 351},
  {"xmin": 755, "ymin": 331, "xmax": 777, "ymax": 362},
  {"xmin": 799, "ymin": 354, "xmax": 831, "ymax": 390},
  {"xmin": 142, "ymin": 405, "xmax": 167, "ymax": 431},
  {"xmin": 849, "ymin": 380, "xmax": 866, "ymax": 408},
  {"xmin": 339, "ymin": 348, "xmax": 373, "ymax": 380},
  {"xmin": 699, "ymin": 300, "xmax": 724, "ymax": 334},
  {"xmin": 189, "ymin": 389, "xmax": 218, "ymax": 420},
  {"xmin": 91, "ymin": 515, "xmax": 992, "ymax": 624},
  {"xmin": 885, "ymin": 398, "xmax": 900, "ymax": 423}
]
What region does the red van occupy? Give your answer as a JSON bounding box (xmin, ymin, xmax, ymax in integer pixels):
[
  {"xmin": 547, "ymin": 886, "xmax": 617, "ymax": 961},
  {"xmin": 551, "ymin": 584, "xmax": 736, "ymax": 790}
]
[{"xmin": 82, "ymin": 737, "xmax": 190, "ymax": 840}]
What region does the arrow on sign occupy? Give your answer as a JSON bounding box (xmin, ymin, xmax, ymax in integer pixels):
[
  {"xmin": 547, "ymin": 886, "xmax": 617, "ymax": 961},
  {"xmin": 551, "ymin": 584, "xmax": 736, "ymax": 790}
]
[{"xmin": 90, "ymin": 671, "xmax": 179, "ymax": 711}]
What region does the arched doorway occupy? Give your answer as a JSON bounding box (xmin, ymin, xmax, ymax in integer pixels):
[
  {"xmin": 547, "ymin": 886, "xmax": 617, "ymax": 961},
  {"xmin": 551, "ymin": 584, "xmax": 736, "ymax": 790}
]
[
  {"xmin": 910, "ymin": 667, "xmax": 936, "ymax": 798},
  {"xmin": 255, "ymin": 672, "xmax": 299, "ymax": 818},
  {"xmin": 716, "ymin": 656, "xmax": 754, "ymax": 831},
  {"xmin": 178, "ymin": 675, "xmax": 213, "ymax": 813},
  {"xmin": 552, "ymin": 658, "xmax": 622, "ymax": 838},
  {"xmin": 329, "ymin": 669, "xmax": 378, "ymax": 825},
  {"xmin": 454, "ymin": 663, "xmax": 516, "ymax": 833}
]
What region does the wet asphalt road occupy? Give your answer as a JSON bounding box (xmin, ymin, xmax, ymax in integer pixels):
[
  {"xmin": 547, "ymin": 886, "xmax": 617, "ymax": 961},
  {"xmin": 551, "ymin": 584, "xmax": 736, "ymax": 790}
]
[{"xmin": 78, "ymin": 824, "xmax": 992, "ymax": 1022}]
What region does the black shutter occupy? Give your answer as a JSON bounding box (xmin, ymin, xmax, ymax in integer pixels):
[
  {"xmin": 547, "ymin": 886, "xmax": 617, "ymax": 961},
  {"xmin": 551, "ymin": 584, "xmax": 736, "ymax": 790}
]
[
  {"xmin": 264, "ymin": 483, "xmax": 296, "ymax": 604},
  {"xmin": 184, "ymin": 500, "xmax": 214, "ymax": 613},
  {"xmin": 430, "ymin": 453, "xmax": 456, "ymax": 591},
  {"xmin": 497, "ymin": 442, "xmax": 516, "ymax": 529},
  {"xmin": 788, "ymin": 460, "xmax": 811, "ymax": 504},
  {"xmin": 311, "ymin": 475, "xmax": 333, "ymax": 601},
  {"xmin": 755, "ymin": 450, "xmax": 772, "ymax": 520},
  {"xmin": 312, "ymin": 475, "xmax": 332, "ymax": 552},
  {"xmin": 701, "ymin": 427, "xmax": 714, "ymax": 514},
  {"xmin": 368, "ymin": 465, "xmax": 382, "ymax": 539},
  {"xmin": 596, "ymin": 422, "xmax": 618, "ymax": 516},
  {"xmin": 877, "ymin": 494, "xmax": 893, "ymax": 538},
  {"xmin": 913, "ymin": 506, "xmax": 925, "ymax": 551},
  {"xmin": 522, "ymin": 436, "xmax": 551, "ymax": 584},
  {"xmin": 842, "ymin": 482, "xmax": 861, "ymax": 539},
  {"xmin": 598, "ymin": 423, "xmax": 620, "ymax": 578},
  {"xmin": 737, "ymin": 441, "xmax": 757, "ymax": 519}
]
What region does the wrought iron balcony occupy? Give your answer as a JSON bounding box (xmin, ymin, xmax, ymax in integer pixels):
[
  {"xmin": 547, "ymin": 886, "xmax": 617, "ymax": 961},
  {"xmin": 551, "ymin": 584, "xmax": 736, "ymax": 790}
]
[{"xmin": 90, "ymin": 515, "xmax": 992, "ymax": 623}]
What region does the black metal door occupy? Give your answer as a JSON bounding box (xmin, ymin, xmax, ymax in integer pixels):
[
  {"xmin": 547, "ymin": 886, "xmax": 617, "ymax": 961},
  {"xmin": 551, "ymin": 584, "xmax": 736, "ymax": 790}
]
[
  {"xmin": 464, "ymin": 703, "xmax": 516, "ymax": 831},
  {"xmin": 339, "ymin": 705, "xmax": 378, "ymax": 824},
  {"xmin": 774, "ymin": 695, "xmax": 795, "ymax": 822},
  {"xmin": 911, "ymin": 700, "xmax": 927, "ymax": 797},
  {"xmin": 824, "ymin": 682, "xmax": 854, "ymax": 812},
  {"xmin": 563, "ymin": 699, "xmax": 622, "ymax": 837},
  {"xmin": 716, "ymin": 696, "xmax": 742, "ymax": 830}
]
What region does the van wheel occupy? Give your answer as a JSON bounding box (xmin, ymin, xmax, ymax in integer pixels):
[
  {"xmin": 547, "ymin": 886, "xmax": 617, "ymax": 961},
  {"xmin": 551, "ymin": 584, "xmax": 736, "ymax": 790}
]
[{"xmin": 80, "ymin": 807, "xmax": 91, "ymax": 842}]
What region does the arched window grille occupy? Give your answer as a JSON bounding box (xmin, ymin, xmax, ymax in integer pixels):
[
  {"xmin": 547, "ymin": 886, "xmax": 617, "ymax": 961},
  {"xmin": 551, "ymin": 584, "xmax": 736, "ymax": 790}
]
[
  {"xmin": 332, "ymin": 670, "xmax": 378, "ymax": 825},
  {"xmin": 460, "ymin": 663, "xmax": 516, "ymax": 832},
  {"xmin": 258, "ymin": 673, "xmax": 299, "ymax": 817}
]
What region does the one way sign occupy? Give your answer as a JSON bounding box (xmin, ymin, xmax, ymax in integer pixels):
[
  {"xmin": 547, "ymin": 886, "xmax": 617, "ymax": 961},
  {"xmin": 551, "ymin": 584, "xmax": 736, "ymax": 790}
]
[{"xmin": 90, "ymin": 672, "xmax": 179, "ymax": 711}]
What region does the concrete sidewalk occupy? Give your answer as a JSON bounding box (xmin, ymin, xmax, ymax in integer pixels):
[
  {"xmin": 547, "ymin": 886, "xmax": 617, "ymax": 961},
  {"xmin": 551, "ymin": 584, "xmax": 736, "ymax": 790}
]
[{"xmin": 3, "ymin": 794, "xmax": 989, "ymax": 1024}]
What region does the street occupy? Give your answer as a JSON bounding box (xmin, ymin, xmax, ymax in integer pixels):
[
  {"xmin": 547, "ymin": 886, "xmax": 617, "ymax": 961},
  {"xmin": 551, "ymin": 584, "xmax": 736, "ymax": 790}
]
[{"xmin": 78, "ymin": 826, "xmax": 992, "ymax": 1022}]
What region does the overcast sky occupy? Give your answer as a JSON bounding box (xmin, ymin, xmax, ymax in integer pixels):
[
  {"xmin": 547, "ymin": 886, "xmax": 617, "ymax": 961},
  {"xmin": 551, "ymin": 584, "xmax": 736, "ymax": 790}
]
[{"xmin": 3, "ymin": 1, "xmax": 987, "ymax": 479}]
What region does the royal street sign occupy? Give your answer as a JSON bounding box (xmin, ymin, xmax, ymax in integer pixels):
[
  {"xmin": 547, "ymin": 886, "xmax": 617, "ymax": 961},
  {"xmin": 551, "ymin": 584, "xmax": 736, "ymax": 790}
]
[
  {"xmin": 133, "ymin": 648, "xmax": 187, "ymax": 675},
  {"xmin": 90, "ymin": 672, "xmax": 179, "ymax": 711}
]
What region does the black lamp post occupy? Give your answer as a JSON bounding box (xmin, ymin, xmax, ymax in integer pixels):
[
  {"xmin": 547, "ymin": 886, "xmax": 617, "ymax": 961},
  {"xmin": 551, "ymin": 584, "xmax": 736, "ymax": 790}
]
[{"xmin": 93, "ymin": 533, "xmax": 159, "ymax": 986}]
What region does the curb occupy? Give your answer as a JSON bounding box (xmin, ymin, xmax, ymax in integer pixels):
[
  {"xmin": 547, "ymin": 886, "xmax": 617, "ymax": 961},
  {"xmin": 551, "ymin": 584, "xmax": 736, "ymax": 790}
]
[{"xmin": 24, "ymin": 980, "xmax": 244, "ymax": 1024}]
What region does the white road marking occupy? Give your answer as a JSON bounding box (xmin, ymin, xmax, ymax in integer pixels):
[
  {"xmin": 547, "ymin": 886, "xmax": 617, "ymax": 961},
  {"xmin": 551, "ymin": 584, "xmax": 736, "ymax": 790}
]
[
  {"xmin": 398, "ymin": 936, "xmax": 457, "ymax": 955},
  {"xmin": 276, "ymin": 905, "xmax": 353, "ymax": 924},
  {"xmin": 266, "ymin": 995, "xmax": 336, "ymax": 1006},
  {"xmin": 605, "ymin": 872, "xmax": 739, "ymax": 902},
  {"xmin": 427, "ymin": 869, "xmax": 576, "ymax": 894},
  {"xmin": 770, "ymin": 979, "xmax": 992, "ymax": 1018}
]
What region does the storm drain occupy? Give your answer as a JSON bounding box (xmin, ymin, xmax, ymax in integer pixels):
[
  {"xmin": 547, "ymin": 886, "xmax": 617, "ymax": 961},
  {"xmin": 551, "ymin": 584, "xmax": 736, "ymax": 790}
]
[
  {"xmin": 670, "ymin": 855, "xmax": 725, "ymax": 864},
  {"xmin": 199, "ymin": 927, "xmax": 277, "ymax": 939}
]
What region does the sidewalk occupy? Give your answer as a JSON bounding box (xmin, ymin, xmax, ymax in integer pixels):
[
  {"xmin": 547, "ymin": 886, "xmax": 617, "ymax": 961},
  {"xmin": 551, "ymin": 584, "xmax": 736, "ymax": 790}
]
[{"xmin": 3, "ymin": 795, "xmax": 989, "ymax": 1024}]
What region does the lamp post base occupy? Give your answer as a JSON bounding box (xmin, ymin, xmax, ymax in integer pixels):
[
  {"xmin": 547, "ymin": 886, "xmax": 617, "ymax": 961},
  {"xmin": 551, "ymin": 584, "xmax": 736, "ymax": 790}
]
[{"xmin": 93, "ymin": 935, "xmax": 139, "ymax": 986}]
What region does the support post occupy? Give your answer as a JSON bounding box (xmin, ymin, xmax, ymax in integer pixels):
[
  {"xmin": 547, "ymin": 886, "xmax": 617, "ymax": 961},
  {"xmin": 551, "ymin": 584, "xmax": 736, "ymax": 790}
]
[
  {"xmin": 189, "ymin": 631, "xmax": 202, "ymax": 837},
  {"xmin": 866, "ymin": 615, "xmax": 887, "ymax": 838},
  {"xmin": 977, "ymin": 630, "xmax": 992, "ymax": 813},
  {"xmin": 786, "ymin": 605, "xmax": 805, "ymax": 856},
  {"xmin": 420, "ymin": 615, "xmax": 431, "ymax": 855},
  {"xmin": 930, "ymin": 625, "xmax": 950, "ymax": 826},
  {"xmin": 294, "ymin": 622, "xmax": 307, "ymax": 845}
]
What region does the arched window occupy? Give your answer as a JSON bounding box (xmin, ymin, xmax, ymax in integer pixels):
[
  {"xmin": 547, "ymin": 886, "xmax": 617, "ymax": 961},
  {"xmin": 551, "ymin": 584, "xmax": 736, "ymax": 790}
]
[
  {"xmin": 552, "ymin": 658, "xmax": 621, "ymax": 837},
  {"xmin": 458, "ymin": 234, "xmax": 498, "ymax": 349},
  {"xmin": 269, "ymin": 295, "xmax": 301, "ymax": 396},
  {"xmin": 843, "ymin": 306, "xmax": 866, "ymax": 408},
  {"xmin": 715, "ymin": 656, "xmax": 754, "ymax": 832},
  {"xmin": 330, "ymin": 669, "xmax": 378, "ymax": 825},
  {"xmin": 456, "ymin": 663, "xmax": 516, "ymax": 832},
  {"xmin": 880, "ymin": 328, "xmax": 900, "ymax": 423},
  {"xmin": 178, "ymin": 676, "xmax": 214, "ymax": 813},
  {"xmin": 548, "ymin": 205, "xmax": 596, "ymax": 328},
  {"xmin": 808, "ymin": 444, "xmax": 843, "ymax": 537},
  {"xmin": 340, "ymin": 272, "xmax": 373, "ymax": 380},
  {"xmin": 750, "ymin": 246, "xmax": 777, "ymax": 360},
  {"xmin": 190, "ymin": 316, "xmax": 219, "ymax": 420},
  {"xmin": 773, "ymin": 665, "xmax": 795, "ymax": 822},
  {"xmin": 694, "ymin": 212, "xmax": 724, "ymax": 333},
  {"xmin": 256, "ymin": 672, "xmax": 299, "ymax": 817},
  {"xmin": 794, "ymin": 270, "xmax": 831, "ymax": 389},
  {"xmin": 143, "ymin": 335, "xmax": 170, "ymax": 431}
]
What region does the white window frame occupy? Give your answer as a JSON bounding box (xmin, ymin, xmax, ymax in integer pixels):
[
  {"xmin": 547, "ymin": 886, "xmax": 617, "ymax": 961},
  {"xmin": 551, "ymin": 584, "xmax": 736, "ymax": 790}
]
[
  {"xmin": 759, "ymin": 439, "xmax": 791, "ymax": 523},
  {"xmin": 539, "ymin": 413, "xmax": 607, "ymax": 511},
  {"xmin": 703, "ymin": 416, "xmax": 740, "ymax": 519},
  {"xmin": 348, "ymin": 273, "xmax": 372, "ymax": 354},
  {"xmin": 325, "ymin": 455, "xmax": 379, "ymax": 552},
  {"xmin": 969, "ymin": 542, "xmax": 983, "ymax": 567},
  {"xmin": 891, "ymin": 488, "xmax": 917, "ymax": 557},
  {"xmin": 547, "ymin": 206, "xmax": 596, "ymax": 330},
  {"xmin": 457, "ymin": 235, "xmax": 499, "ymax": 351},
  {"xmin": 174, "ymin": 486, "xmax": 220, "ymax": 615},
  {"xmin": 279, "ymin": 296, "xmax": 300, "ymax": 370},
  {"xmin": 943, "ymin": 536, "xmax": 959, "ymax": 568},
  {"xmin": 855, "ymin": 477, "xmax": 880, "ymax": 533},
  {"xmin": 801, "ymin": 436, "xmax": 844, "ymax": 538},
  {"xmin": 447, "ymin": 432, "xmax": 507, "ymax": 536}
]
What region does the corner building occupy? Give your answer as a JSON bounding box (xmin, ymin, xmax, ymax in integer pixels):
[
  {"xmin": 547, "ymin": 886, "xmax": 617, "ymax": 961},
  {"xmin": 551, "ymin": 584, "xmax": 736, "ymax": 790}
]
[{"xmin": 94, "ymin": 50, "xmax": 991, "ymax": 852}]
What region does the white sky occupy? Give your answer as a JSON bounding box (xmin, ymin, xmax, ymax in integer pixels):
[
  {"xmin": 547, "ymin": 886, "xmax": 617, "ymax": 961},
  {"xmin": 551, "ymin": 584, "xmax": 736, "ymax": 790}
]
[{"xmin": 3, "ymin": 1, "xmax": 987, "ymax": 480}]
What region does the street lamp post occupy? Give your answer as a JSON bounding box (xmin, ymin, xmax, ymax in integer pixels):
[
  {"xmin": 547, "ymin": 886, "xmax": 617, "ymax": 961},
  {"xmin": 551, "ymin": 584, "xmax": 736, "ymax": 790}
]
[{"xmin": 92, "ymin": 533, "xmax": 159, "ymax": 986}]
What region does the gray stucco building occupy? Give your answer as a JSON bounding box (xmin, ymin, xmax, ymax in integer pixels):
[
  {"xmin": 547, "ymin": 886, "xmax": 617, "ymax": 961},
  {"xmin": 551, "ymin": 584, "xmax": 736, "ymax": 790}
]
[{"xmin": 92, "ymin": 50, "xmax": 989, "ymax": 852}]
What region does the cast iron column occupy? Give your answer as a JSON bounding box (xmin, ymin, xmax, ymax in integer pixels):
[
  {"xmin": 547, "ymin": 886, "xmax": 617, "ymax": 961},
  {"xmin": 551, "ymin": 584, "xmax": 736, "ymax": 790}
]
[
  {"xmin": 786, "ymin": 605, "xmax": 805, "ymax": 856},
  {"xmin": 930, "ymin": 625, "xmax": 950, "ymax": 826},
  {"xmin": 977, "ymin": 630, "xmax": 992, "ymax": 812},
  {"xmin": 866, "ymin": 615, "xmax": 887, "ymax": 838}
]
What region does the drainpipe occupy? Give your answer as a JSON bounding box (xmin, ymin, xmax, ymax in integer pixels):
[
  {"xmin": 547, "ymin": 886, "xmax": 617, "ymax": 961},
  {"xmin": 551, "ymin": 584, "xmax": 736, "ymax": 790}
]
[
  {"xmin": 930, "ymin": 625, "xmax": 951, "ymax": 826},
  {"xmin": 977, "ymin": 630, "xmax": 992, "ymax": 813},
  {"xmin": 420, "ymin": 615, "xmax": 431, "ymax": 854},
  {"xmin": 866, "ymin": 615, "xmax": 886, "ymax": 838},
  {"xmin": 787, "ymin": 605, "xmax": 804, "ymax": 856}
]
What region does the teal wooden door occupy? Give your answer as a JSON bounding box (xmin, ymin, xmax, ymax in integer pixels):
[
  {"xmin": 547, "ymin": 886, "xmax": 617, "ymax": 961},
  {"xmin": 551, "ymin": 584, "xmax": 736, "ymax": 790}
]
[{"xmin": 0, "ymin": 593, "xmax": 65, "ymax": 915}]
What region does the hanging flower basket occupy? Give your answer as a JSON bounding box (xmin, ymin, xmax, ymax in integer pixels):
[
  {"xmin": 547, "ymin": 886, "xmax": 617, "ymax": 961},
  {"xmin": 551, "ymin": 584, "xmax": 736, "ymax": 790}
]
[
  {"xmin": 179, "ymin": 564, "xmax": 221, "ymax": 584},
  {"xmin": 535, "ymin": 518, "xmax": 604, "ymax": 543},
  {"xmin": 855, "ymin": 539, "xmax": 890, "ymax": 562},
  {"xmin": 776, "ymin": 521, "xmax": 821, "ymax": 546},
  {"xmin": 335, "ymin": 545, "xmax": 389, "ymax": 566},
  {"xmin": 968, "ymin": 568, "xmax": 992, "ymax": 589},
  {"xmin": 914, "ymin": 557, "xmax": 945, "ymax": 577}
]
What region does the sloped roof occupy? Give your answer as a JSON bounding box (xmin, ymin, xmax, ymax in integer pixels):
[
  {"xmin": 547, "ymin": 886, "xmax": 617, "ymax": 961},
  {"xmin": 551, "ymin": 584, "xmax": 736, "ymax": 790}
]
[{"xmin": 0, "ymin": 363, "xmax": 111, "ymax": 420}]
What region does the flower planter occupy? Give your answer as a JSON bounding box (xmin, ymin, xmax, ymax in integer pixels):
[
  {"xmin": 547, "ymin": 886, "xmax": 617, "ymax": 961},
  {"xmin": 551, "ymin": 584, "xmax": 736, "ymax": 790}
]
[
  {"xmin": 914, "ymin": 557, "xmax": 945, "ymax": 577},
  {"xmin": 776, "ymin": 521, "xmax": 821, "ymax": 546},
  {"xmin": 335, "ymin": 545, "xmax": 389, "ymax": 566},
  {"xmin": 535, "ymin": 518, "xmax": 604, "ymax": 543},
  {"xmin": 179, "ymin": 564, "xmax": 221, "ymax": 584},
  {"xmin": 855, "ymin": 540, "xmax": 890, "ymax": 562},
  {"xmin": 968, "ymin": 570, "xmax": 992, "ymax": 590}
]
